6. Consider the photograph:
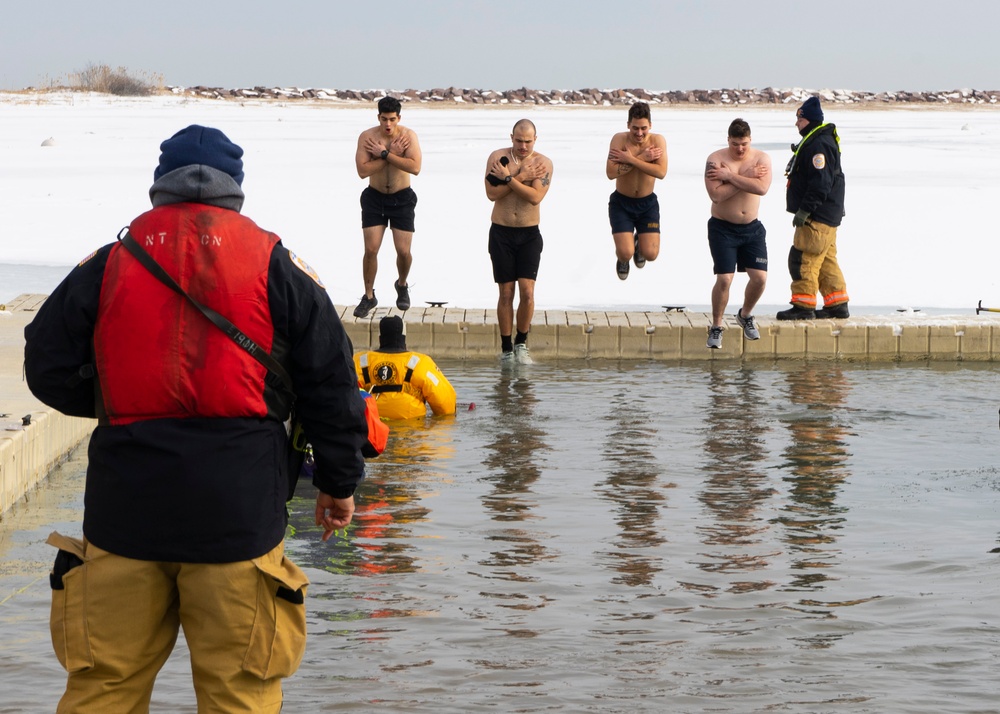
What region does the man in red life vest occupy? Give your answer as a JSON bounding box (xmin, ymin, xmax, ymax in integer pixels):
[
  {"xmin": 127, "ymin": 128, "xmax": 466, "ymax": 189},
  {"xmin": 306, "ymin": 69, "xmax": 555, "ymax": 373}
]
[{"xmin": 24, "ymin": 125, "xmax": 369, "ymax": 712}]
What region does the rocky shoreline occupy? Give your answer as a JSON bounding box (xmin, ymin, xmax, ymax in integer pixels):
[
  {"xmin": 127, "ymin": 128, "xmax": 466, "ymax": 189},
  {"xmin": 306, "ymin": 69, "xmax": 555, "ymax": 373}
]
[{"xmin": 169, "ymin": 85, "xmax": 1000, "ymax": 107}]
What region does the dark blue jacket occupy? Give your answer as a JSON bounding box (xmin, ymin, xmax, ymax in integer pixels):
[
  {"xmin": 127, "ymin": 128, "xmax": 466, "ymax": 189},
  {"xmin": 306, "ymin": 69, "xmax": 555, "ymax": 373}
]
[
  {"xmin": 25, "ymin": 171, "xmax": 368, "ymax": 563},
  {"xmin": 785, "ymin": 123, "xmax": 846, "ymax": 227}
]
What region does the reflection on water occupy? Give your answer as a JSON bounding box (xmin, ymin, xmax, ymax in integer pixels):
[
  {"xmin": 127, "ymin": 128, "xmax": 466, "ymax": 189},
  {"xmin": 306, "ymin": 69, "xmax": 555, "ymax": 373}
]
[
  {"xmin": 776, "ymin": 365, "xmax": 852, "ymax": 593},
  {"xmin": 599, "ymin": 386, "xmax": 669, "ymax": 587},
  {"xmin": 695, "ymin": 365, "xmax": 778, "ymax": 594},
  {"xmin": 288, "ymin": 417, "xmax": 457, "ymax": 578},
  {"xmin": 3, "ymin": 362, "xmax": 1000, "ymax": 713}
]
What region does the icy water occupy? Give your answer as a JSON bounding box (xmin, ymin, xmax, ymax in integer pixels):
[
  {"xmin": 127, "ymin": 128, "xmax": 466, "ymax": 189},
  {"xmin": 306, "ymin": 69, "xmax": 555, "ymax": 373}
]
[{"xmin": 2, "ymin": 360, "xmax": 1000, "ymax": 713}]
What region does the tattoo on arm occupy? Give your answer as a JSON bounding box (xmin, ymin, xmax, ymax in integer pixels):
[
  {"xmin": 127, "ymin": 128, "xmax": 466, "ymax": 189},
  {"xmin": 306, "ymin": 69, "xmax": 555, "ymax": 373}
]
[{"xmin": 541, "ymin": 173, "xmax": 550, "ymax": 187}]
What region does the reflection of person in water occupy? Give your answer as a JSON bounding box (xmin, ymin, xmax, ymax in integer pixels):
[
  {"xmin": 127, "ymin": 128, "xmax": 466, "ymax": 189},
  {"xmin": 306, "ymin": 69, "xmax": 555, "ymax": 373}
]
[
  {"xmin": 599, "ymin": 376, "xmax": 667, "ymax": 588},
  {"xmin": 777, "ymin": 364, "xmax": 852, "ymax": 590},
  {"xmin": 480, "ymin": 373, "xmax": 550, "ymax": 573},
  {"xmin": 355, "ymin": 316, "xmax": 456, "ymax": 420},
  {"xmin": 287, "ymin": 419, "xmax": 457, "ymax": 577},
  {"xmin": 696, "ymin": 365, "xmax": 777, "ymax": 593}
]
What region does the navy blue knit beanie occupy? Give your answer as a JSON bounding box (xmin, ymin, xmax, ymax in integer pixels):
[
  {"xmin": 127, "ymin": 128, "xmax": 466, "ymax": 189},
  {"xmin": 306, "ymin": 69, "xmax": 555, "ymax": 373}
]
[
  {"xmin": 154, "ymin": 125, "xmax": 245, "ymax": 185},
  {"xmin": 797, "ymin": 96, "xmax": 824, "ymax": 123}
]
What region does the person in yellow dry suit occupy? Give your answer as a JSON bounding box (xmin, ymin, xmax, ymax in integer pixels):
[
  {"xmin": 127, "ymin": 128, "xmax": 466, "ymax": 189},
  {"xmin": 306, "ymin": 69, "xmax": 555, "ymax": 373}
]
[{"xmin": 355, "ymin": 315, "xmax": 456, "ymax": 419}]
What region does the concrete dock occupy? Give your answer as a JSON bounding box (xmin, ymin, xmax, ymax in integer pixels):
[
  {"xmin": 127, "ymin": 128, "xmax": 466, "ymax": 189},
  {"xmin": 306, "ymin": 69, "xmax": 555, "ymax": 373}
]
[
  {"xmin": 4, "ymin": 293, "xmax": 1000, "ymax": 515},
  {"xmin": 1, "ymin": 295, "xmax": 95, "ymax": 515},
  {"xmin": 340, "ymin": 304, "xmax": 1000, "ymax": 362}
]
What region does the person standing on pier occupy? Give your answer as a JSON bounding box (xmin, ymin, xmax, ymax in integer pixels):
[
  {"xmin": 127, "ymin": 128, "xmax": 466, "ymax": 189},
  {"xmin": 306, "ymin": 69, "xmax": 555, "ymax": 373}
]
[
  {"xmin": 777, "ymin": 95, "xmax": 850, "ymax": 320},
  {"xmin": 606, "ymin": 101, "xmax": 668, "ymax": 280},
  {"xmin": 703, "ymin": 118, "xmax": 772, "ymax": 348},
  {"xmin": 485, "ymin": 118, "xmax": 554, "ymax": 366},
  {"xmin": 354, "ymin": 96, "xmax": 423, "ymax": 318},
  {"xmin": 24, "ymin": 125, "xmax": 369, "ymax": 712}
]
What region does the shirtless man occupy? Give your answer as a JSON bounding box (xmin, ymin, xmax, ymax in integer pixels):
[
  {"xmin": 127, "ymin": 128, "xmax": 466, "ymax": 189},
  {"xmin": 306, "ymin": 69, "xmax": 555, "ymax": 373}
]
[
  {"xmin": 606, "ymin": 102, "xmax": 668, "ymax": 280},
  {"xmin": 485, "ymin": 119, "xmax": 553, "ymax": 366},
  {"xmin": 703, "ymin": 117, "xmax": 772, "ymax": 349},
  {"xmin": 354, "ymin": 96, "xmax": 422, "ymax": 318}
]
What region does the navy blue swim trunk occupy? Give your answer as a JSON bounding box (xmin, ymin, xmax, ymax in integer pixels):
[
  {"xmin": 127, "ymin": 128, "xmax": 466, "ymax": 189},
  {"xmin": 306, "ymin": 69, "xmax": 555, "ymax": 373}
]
[
  {"xmin": 608, "ymin": 191, "xmax": 660, "ymax": 235},
  {"xmin": 488, "ymin": 223, "xmax": 543, "ymax": 283},
  {"xmin": 361, "ymin": 186, "xmax": 417, "ymax": 231},
  {"xmin": 707, "ymin": 217, "xmax": 767, "ymax": 274}
]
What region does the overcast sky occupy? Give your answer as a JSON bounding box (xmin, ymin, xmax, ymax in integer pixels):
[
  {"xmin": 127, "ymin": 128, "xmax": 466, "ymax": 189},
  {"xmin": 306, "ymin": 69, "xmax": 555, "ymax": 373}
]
[{"xmin": 2, "ymin": 0, "xmax": 996, "ymax": 92}]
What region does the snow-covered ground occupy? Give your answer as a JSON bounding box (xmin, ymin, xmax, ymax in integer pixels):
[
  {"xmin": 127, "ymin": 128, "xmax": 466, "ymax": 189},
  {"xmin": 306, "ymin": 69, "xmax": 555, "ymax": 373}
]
[{"xmin": 2, "ymin": 92, "xmax": 998, "ymax": 314}]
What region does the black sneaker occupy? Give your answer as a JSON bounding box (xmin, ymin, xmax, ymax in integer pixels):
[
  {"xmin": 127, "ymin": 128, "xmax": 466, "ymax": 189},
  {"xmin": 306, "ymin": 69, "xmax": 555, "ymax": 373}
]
[
  {"xmin": 353, "ymin": 293, "xmax": 377, "ymax": 318},
  {"xmin": 633, "ymin": 236, "xmax": 646, "ymax": 269},
  {"xmin": 776, "ymin": 305, "xmax": 815, "ymax": 321},
  {"xmin": 616, "ymin": 260, "xmax": 630, "ymax": 280},
  {"xmin": 394, "ymin": 281, "xmax": 411, "ymax": 311},
  {"xmin": 815, "ymin": 302, "xmax": 850, "ymax": 319}
]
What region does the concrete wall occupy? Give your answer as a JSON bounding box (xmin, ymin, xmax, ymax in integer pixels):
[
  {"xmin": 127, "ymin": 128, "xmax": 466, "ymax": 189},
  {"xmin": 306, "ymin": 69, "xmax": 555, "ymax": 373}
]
[
  {"xmin": 1, "ymin": 295, "xmax": 95, "ymax": 515},
  {"xmin": 341, "ymin": 306, "xmax": 1000, "ymax": 362},
  {"xmin": 1, "ymin": 410, "xmax": 93, "ymax": 514}
]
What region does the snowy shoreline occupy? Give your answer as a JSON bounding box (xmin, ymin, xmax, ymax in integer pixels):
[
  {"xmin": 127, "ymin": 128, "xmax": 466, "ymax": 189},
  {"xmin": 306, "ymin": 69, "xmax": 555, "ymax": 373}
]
[{"xmin": 5, "ymin": 85, "xmax": 1000, "ymax": 109}]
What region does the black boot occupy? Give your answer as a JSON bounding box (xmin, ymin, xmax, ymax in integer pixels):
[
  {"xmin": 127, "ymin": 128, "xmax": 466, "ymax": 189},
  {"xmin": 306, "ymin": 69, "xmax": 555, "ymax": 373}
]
[
  {"xmin": 776, "ymin": 305, "xmax": 815, "ymax": 321},
  {"xmin": 815, "ymin": 302, "xmax": 850, "ymax": 319}
]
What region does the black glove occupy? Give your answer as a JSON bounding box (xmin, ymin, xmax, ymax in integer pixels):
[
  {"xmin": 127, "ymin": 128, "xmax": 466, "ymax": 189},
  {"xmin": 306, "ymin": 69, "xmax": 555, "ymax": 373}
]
[{"xmin": 792, "ymin": 209, "xmax": 811, "ymax": 228}]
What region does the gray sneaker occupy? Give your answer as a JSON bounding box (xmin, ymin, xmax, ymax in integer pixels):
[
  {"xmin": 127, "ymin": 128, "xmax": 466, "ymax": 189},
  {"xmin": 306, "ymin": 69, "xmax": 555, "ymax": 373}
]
[
  {"xmin": 735, "ymin": 309, "xmax": 760, "ymax": 340},
  {"xmin": 514, "ymin": 343, "xmax": 533, "ymax": 365},
  {"xmin": 706, "ymin": 325, "xmax": 724, "ymax": 349},
  {"xmin": 616, "ymin": 260, "xmax": 630, "ymax": 280}
]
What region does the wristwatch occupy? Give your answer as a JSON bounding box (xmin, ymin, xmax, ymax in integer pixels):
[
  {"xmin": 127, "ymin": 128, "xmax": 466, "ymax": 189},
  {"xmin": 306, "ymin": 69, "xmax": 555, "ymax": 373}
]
[
  {"xmin": 380, "ymin": 149, "xmax": 389, "ymax": 160},
  {"xmin": 503, "ymin": 175, "xmax": 512, "ymax": 184}
]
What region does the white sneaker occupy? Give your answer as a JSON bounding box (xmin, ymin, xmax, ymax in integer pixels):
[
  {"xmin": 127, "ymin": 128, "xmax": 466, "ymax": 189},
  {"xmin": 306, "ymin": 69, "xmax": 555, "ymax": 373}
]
[
  {"xmin": 706, "ymin": 325, "xmax": 724, "ymax": 349},
  {"xmin": 500, "ymin": 351, "xmax": 515, "ymax": 368},
  {"xmin": 514, "ymin": 343, "xmax": 533, "ymax": 364}
]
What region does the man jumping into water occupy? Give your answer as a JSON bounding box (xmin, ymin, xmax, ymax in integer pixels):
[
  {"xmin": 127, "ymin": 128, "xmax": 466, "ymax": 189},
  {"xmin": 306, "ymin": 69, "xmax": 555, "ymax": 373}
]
[{"xmin": 606, "ymin": 101, "xmax": 668, "ymax": 280}]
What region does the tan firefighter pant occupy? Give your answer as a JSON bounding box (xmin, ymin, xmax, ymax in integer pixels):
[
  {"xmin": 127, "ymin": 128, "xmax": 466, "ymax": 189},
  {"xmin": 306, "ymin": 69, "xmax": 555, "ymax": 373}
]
[
  {"xmin": 47, "ymin": 532, "xmax": 308, "ymax": 714},
  {"xmin": 788, "ymin": 220, "xmax": 849, "ymax": 309}
]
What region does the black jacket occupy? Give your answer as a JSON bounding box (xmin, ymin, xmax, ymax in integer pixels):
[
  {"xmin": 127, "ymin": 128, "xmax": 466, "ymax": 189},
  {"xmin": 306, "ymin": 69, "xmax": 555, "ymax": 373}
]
[
  {"xmin": 785, "ymin": 123, "xmax": 846, "ymax": 227},
  {"xmin": 24, "ymin": 168, "xmax": 368, "ymax": 563}
]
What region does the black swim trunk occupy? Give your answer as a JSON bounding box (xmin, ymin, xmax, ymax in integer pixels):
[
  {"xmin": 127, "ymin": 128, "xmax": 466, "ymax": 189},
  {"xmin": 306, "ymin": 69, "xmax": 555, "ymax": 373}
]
[
  {"xmin": 361, "ymin": 186, "xmax": 417, "ymax": 232},
  {"xmin": 707, "ymin": 217, "xmax": 768, "ymax": 274},
  {"xmin": 488, "ymin": 223, "xmax": 543, "ymax": 283},
  {"xmin": 608, "ymin": 191, "xmax": 660, "ymax": 235}
]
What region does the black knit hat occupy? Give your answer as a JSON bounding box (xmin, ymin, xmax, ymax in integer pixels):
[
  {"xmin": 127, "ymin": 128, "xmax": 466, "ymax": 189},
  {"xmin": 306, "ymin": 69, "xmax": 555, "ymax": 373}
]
[
  {"xmin": 154, "ymin": 125, "xmax": 245, "ymax": 185},
  {"xmin": 379, "ymin": 316, "xmax": 407, "ymax": 352},
  {"xmin": 797, "ymin": 96, "xmax": 824, "ymax": 123}
]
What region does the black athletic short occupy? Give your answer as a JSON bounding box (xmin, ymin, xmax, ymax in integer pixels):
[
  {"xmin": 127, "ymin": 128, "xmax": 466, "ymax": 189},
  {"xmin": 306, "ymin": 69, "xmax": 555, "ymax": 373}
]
[
  {"xmin": 707, "ymin": 217, "xmax": 768, "ymax": 274},
  {"xmin": 360, "ymin": 186, "xmax": 417, "ymax": 232},
  {"xmin": 488, "ymin": 223, "xmax": 543, "ymax": 283},
  {"xmin": 608, "ymin": 191, "xmax": 660, "ymax": 235}
]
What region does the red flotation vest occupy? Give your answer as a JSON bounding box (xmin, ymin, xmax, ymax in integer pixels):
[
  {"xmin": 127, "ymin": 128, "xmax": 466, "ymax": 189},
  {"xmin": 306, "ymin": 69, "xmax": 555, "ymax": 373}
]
[{"xmin": 93, "ymin": 204, "xmax": 279, "ymax": 425}]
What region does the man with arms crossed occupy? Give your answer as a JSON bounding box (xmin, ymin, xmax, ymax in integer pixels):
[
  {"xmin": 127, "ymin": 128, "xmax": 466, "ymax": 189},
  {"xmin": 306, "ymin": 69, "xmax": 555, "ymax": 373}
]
[
  {"xmin": 354, "ymin": 96, "xmax": 422, "ymax": 317},
  {"xmin": 485, "ymin": 119, "xmax": 553, "ymax": 366},
  {"xmin": 606, "ymin": 101, "xmax": 668, "ymax": 280},
  {"xmin": 704, "ymin": 117, "xmax": 772, "ymax": 349}
]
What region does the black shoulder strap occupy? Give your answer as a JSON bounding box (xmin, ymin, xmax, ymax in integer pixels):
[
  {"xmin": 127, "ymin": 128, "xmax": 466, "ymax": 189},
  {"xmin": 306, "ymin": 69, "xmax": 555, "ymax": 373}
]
[{"xmin": 117, "ymin": 228, "xmax": 295, "ymax": 396}]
